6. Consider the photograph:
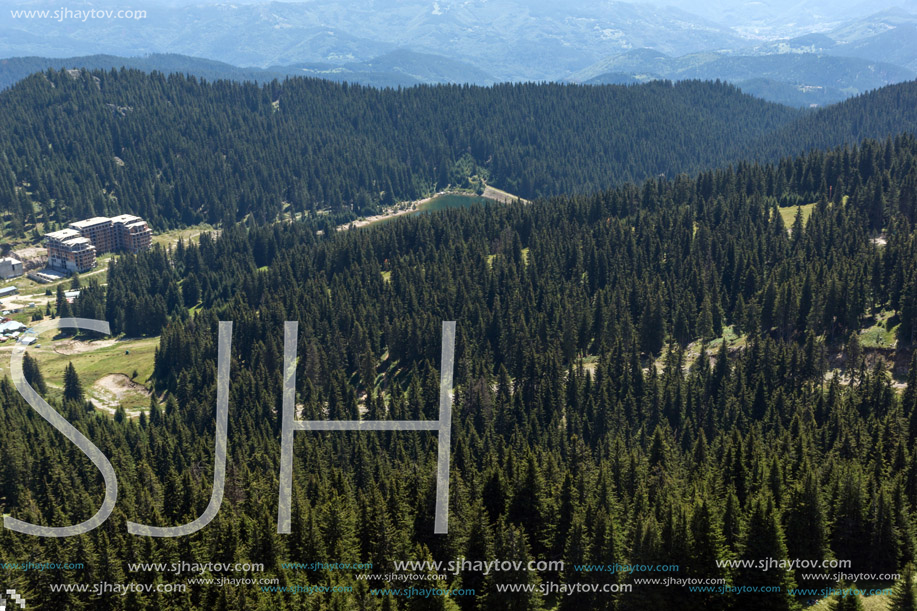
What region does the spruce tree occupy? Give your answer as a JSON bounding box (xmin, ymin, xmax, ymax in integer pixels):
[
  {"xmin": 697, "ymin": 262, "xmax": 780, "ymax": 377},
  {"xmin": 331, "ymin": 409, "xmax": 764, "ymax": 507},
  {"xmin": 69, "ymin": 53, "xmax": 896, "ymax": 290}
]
[
  {"xmin": 827, "ymin": 581, "xmax": 864, "ymax": 611},
  {"xmin": 22, "ymin": 352, "xmax": 47, "ymax": 394},
  {"xmin": 890, "ymin": 564, "xmax": 917, "ymax": 611},
  {"xmin": 737, "ymin": 495, "xmax": 796, "ymax": 611},
  {"xmin": 63, "ymin": 361, "xmax": 84, "ymax": 403},
  {"xmin": 783, "ymin": 468, "xmax": 830, "ymax": 588}
]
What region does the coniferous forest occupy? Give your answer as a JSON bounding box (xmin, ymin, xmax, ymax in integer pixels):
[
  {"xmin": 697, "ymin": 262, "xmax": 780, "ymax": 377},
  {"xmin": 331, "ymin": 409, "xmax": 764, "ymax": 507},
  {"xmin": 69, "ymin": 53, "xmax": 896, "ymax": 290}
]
[
  {"xmin": 3, "ymin": 69, "xmax": 917, "ymax": 610},
  {"xmin": 1, "ymin": 69, "xmax": 917, "ymax": 230}
]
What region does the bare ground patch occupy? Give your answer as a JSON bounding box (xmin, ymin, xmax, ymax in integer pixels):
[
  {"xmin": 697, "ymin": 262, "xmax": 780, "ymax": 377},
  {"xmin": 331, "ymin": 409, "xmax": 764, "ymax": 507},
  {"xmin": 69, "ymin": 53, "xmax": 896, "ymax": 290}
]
[
  {"xmin": 53, "ymin": 338, "xmax": 118, "ymax": 355},
  {"xmin": 483, "ymin": 184, "xmax": 529, "ymax": 204},
  {"xmin": 91, "ymin": 373, "xmax": 151, "ymax": 415}
]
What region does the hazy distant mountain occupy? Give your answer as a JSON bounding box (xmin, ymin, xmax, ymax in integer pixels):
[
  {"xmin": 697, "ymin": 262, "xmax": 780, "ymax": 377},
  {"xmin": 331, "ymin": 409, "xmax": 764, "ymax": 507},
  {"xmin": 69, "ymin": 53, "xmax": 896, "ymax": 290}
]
[
  {"xmin": 582, "ymin": 72, "xmax": 642, "ymax": 85},
  {"xmin": 732, "ymin": 78, "xmax": 849, "ymax": 107},
  {"xmin": 0, "ymin": 54, "xmax": 288, "ymax": 90},
  {"xmin": 742, "ymin": 11, "xmax": 917, "ymax": 69},
  {"xmin": 644, "ymin": 0, "xmax": 917, "ymax": 37},
  {"xmin": 0, "ymin": 50, "xmax": 494, "ymax": 91},
  {"xmin": 1, "ymin": 0, "xmax": 745, "ymax": 81},
  {"xmin": 571, "ymin": 48, "xmax": 915, "ymax": 106},
  {"xmin": 834, "ymin": 25, "xmax": 917, "ymax": 71},
  {"xmin": 276, "ymin": 50, "xmax": 495, "ymax": 86},
  {"xmin": 827, "ymin": 11, "xmax": 917, "ymax": 71},
  {"xmin": 828, "ymin": 7, "xmax": 917, "ymax": 42}
]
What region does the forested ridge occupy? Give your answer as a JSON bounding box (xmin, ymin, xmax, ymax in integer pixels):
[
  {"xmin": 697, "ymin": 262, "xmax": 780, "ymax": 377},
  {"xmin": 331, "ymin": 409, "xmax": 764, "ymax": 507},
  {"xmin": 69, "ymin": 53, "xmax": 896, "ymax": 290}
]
[
  {"xmin": 1, "ymin": 68, "xmax": 916, "ymax": 234},
  {"xmin": 3, "ymin": 132, "xmax": 917, "ymax": 609}
]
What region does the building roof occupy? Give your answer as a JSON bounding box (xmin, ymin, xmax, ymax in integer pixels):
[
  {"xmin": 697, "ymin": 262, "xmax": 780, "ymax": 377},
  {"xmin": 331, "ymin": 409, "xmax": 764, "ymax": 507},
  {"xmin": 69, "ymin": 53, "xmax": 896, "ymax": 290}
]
[
  {"xmin": 70, "ymin": 216, "xmax": 112, "ymax": 229},
  {"xmin": 0, "ymin": 257, "xmax": 21, "ymax": 265},
  {"xmin": 45, "ymin": 228, "xmax": 82, "ymax": 241},
  {"xmin": 58, "ymin": 237, "xmax": 94, "ymax": 251},
  {"xmin": 111, "ymin": 214, "xmax": 142, "ymax": 224},
  {"xmin": 0, "ymin": 286, "xmax": 18, "ymax": 296},
  {"xmin": 0, "ymin": 320, "xmax": 24, "ymax": 332}
]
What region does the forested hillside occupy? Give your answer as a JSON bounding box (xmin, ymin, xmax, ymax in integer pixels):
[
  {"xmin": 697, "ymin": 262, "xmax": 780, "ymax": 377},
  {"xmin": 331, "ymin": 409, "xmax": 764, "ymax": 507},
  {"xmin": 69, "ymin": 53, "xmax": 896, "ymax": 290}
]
[
  {"xmin": 1, "ymin": 68, "xmax": 916, "ymax": 235},
  {"xmin": 0, "ymin": 54, "xmax": 291, "ymax": 91},
  {"xmin": 4, "ymin": 134, "xmax": 917, "ymax": 609}
]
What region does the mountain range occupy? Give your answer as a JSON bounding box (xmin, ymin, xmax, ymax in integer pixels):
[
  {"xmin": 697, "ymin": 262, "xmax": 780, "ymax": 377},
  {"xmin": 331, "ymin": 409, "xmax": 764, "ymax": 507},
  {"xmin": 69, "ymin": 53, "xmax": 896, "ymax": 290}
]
[
  {"xmin": 1, "ymin": 0, "xmax": 916, "ymax": 106},
  {"xmin": 1, "ymin": 0, "xmax": 745, "ymax": 81},
  {"xmin": 0, "ymin": 50, "xmax": 495, "ymax": 91},
  {"xmin": 574, "ymin": 48, "xmax": 915, "ymax": 106}
]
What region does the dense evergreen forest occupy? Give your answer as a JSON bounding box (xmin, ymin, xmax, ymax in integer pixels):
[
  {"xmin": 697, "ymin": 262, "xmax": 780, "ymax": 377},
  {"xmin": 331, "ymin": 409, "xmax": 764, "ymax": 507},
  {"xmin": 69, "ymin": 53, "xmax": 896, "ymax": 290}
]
[
  {"xmin": 2, "ymin": 132, "xmax": 917, "ymax": 609},
  {"xmin": 1, "ymin": 69, "xmax": 917, "ymax": 234}
]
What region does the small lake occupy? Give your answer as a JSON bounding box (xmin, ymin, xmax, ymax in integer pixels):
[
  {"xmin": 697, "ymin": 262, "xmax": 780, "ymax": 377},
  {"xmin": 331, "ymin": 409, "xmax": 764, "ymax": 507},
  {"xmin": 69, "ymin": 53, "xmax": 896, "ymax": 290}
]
[{"xmin": 365, "ymin": 193, "xmax": 490, "ymax": 227}]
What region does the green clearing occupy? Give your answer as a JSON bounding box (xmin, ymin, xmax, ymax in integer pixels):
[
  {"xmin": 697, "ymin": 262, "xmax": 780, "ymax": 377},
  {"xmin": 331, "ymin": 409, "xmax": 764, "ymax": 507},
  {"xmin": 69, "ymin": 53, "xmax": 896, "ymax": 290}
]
[
  {"xmin": 486, "ymin": 247, "xmax": 529, "ymax": 268},
  {"xmin": 778, "ymin": 202, "xmax": 816, "ymax": 229},
  {"xmin": 13, "ymin": 334, "xmax": 161, "ymax": 413},
  {"xmin": 152, "ymin": 224, "xmax": 215, "ymax": 249},
  {"xmin": 707, "ymin": 325, "xmax": 745, "ymax": 349},
  {"xmin": 859, "ymin": 310, "xmax": 898, "ymax": 348}
]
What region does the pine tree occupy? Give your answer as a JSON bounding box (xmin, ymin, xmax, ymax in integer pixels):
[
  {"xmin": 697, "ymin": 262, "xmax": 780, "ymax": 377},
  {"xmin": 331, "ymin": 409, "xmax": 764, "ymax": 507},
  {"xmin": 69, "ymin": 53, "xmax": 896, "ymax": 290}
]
[
  {"xmin": 870, "ymin": 486, "xmax": 901, "ymax": 574},
  {"xmin": 891, "ymin": 564, "xmax": 917, "ymax": 611},
  {"xmin": 63, "ymin": 361, "xmax": 84, "ymax": 403},
  {"xmin": 22, "ymin": 352, "xmax": 47, "ymax": 394},
  {"xmin": 687, "ymin": 497, "xmax": 729, "ymax": 611},
  {"xmin": 737, "ymin": 495, "xmax": 796, "ymax": 611},
  {"xmin": 460, "ymin": 501, "xmax": 494, "ymax": 598},
  {"xmin": 784, "ymin": 468, "xmax": 830, "ymax": 588},
  {"xmin": 639, "ymin": 295, "xmax": 666, "ymax": 356},
  {"xmin": 405, "ymin": 544, "xmax": 461, "ymax": 611},
  {"xmin": 827, "ymin": 581, "xmax": 864, "ymax": 611},
  {"xmin": 482, "ymin": 519, "xmax": 544, "ymax": 611},
  {"xmin": 833, "ymin": 468, "xmax": 870, "ymax": 573},
  {"xmin": 508, "ymin": 454, "xmax": 549, "ymax": 558},
  {"xmin": 56, "ymin": 283, "xmax": 72, "ymax": 318},
  {"xmin": 716, "ymin": 489, "xmax": 741, "ymax": 556},
  {"xmin": 560, "ymin": 508, "xmax": 594, "ymax": 610}
]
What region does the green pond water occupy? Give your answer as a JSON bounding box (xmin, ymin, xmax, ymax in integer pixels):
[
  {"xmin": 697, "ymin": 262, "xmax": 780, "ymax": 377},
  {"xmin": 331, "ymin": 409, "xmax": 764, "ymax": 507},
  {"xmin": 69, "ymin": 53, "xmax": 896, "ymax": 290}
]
[
  {"xmin": 417, "ymin": 193, "xmax": 489, "ymax": 213},
  {"xmin": 368, "ymin": 193, "xmax": 489, "ymax": 227}
]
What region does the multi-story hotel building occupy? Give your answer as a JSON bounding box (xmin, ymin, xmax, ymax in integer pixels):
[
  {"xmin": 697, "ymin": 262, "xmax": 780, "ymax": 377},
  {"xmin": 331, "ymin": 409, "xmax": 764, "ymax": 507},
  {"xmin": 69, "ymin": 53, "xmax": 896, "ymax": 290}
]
[
  {"xmin": 68, "ymin": 217, "xmax": 113, "ymax": 253},
  {"xmin": 45, "ymin": 214, "xmax": 153, "ymax": 273},
  {"xmin": 110, "ymin": 214, "xmax": 154, "ymax": 253},
  {"xmin": 45, "ymin": 228, "xmax": 97, "ymax": 273}
]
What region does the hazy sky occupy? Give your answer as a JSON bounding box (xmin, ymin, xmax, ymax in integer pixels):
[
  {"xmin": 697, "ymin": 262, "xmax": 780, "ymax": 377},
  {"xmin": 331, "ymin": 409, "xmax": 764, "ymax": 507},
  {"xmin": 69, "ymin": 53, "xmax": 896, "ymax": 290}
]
[
  {"xmin": 140, "ymin": 0, "xmax": 916, "ymax": 21},
  {"xmin": 7, "ymin": 0, "xmax": 916, "ymax": 29}
]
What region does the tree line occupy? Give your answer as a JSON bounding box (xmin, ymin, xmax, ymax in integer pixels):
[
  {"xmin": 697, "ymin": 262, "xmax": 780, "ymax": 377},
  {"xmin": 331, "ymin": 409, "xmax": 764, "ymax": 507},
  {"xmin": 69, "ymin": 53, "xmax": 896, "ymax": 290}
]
[{"xmin": 1, "ymin": 69, "xmax": 917, "ymax": 237}]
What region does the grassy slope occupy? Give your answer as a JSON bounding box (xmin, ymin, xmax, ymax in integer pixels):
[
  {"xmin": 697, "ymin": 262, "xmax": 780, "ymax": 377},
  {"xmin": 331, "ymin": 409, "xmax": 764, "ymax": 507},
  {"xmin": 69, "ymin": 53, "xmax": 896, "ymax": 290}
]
[
  {"xmin": 778, "ymin": 202, "xmax": 817, "ymax": 229},
  {"xmin": 15, "ymin": 334, "xmax": 160, "ymax": 412}
]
